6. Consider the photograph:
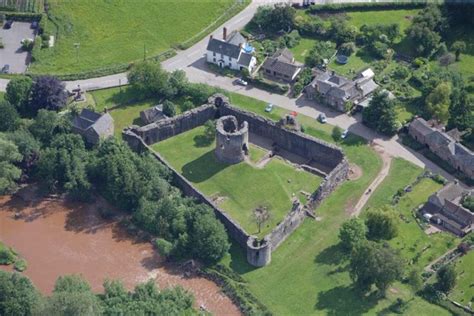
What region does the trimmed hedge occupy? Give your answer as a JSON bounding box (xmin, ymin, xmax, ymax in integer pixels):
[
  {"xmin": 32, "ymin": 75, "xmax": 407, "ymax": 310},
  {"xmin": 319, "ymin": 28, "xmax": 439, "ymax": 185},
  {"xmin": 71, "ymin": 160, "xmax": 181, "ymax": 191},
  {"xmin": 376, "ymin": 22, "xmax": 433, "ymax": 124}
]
[
  {"xmin": 2, "ymin": 11, "xmax": 42, "ymax": 21},
  {"xmin": 307, "ymin": 1, "xmax": 431, "ymax": 14}
]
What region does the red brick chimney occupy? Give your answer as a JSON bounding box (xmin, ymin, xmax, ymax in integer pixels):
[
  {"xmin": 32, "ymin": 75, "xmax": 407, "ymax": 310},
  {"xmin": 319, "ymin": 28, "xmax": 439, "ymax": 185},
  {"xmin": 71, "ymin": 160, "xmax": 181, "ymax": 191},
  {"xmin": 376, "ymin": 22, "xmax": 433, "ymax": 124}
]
[{"xmin": 223, "ymin": 27, "xmax": 227, "ymax": 41}]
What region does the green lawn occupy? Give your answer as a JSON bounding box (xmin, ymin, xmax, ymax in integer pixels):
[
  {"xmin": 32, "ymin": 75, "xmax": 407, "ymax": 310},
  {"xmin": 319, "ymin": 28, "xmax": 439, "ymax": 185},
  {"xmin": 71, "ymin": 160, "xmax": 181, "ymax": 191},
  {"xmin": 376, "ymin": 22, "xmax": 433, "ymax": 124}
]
[
  {"xmin": 451, "ymin": 251, "xmax": 474, "ymax": 305},
  {"xmin": 213, "ymin": 93, "xmax": 450, "ymax": 315},
  {"xmin": 289, "ymin": 37, "xmax": 319, "ymax": 63},
  {"xmin": 329, "ymin": 47, "xmax": 373, "ymax": 76},
  {"xmin": 29, "ymin": 0, "xmax": 239, "ymax": 75},
  {"xmin": 346, "ymin": 9, "xmax": 420, "ymax": 34},
  {"xmin": 0, "ymin": 92, "xmax": 4, "ymax": 101},
  {"xmin": 153, "ymin": 125, "xmax": 322, "ymax": 238},
  {"xmin": 444, "ymin": 25, "xmax": 474, "ymax": 83},
  {"xmin": 364, "ymin": 158, "xmax": 457, "ymax": 270}
]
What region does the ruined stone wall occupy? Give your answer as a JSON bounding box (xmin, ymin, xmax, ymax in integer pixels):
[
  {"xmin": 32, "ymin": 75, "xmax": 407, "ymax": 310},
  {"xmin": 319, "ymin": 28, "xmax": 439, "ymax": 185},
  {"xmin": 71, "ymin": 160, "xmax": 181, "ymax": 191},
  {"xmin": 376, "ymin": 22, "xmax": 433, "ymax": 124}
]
[
  {"xmin": 219, "ymin": 104, "xmax": 344, "ymax": 169},
  {"xmin": 215, "ymin": 116, "xmax": 249, "ymax": 164},
  {"xmin": 310, "ymin": 159, "xmax": 350, "ymax": 208},
  {"xmin": 129, "ymin": 104, "xmax": 218, "ymax": 145},
  {"xmin": 123, "ymin": 130, "xmax": 251, "ymax": 247}
]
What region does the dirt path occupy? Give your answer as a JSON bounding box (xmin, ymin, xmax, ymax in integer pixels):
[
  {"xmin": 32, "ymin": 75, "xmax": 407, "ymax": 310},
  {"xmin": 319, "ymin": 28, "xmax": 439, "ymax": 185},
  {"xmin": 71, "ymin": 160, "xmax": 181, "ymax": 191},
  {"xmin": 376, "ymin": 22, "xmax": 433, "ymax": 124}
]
[
  {"xmin": 0, "ymin": 191, "xmax": 240, "ymax": 316},
  {"xmin": 348, "ymin": 142, "xmax": 393, "ymax": 217}
]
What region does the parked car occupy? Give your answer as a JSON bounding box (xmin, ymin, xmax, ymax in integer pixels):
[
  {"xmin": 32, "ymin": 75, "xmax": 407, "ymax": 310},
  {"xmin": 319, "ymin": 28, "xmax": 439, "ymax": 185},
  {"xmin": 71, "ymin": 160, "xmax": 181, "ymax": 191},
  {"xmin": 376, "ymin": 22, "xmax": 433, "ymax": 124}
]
[
  {"xmin": 235, "ymin": 78, "xmax": 248, "ymax": 86},
  {"xmin": 31, "ymin": 21, "xmax": 38, "ymax": 29},
  {"xmin": 1, "ymin": 64, "xmax": 10, "ymax": 74},
  {"xmin": 3, "ymin": 20, "xmax": 13, "ymax": 29},
  {"xmin": 317, "ymin": 113, "xmax": 327, "ymax": 123},
  {"xmin": 341, "ymin": 129, "xmax": 349, "ymax": 139},
  {"xmin": 265, "ymin": 103, "xmax": 273, "ymax": 112}
]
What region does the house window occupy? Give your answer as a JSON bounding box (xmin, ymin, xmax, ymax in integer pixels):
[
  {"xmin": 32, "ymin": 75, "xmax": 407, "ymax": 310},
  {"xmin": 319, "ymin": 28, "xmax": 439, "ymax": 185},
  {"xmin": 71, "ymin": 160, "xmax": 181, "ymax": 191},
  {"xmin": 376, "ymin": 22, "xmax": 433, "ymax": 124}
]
[
  {"xmin": 266, "ymin": 69, "xmax": 271, "ymax": 74},
  {"xmin": 229, "ymin": 62, "xmax": 232, "ymax": 67},
  {"xmin": 229, "ymin": 57, "xmax": 232, "ymax": 62},
  {"xmin": 213, "ymin": 52, "xmax": 216, "ymax": 57},
  {"xmin": 213, "ymin": 58, "xmax": 216, "ymax": 63},
  {"xmin": 221, "ymin": 54, "xmax": 223, "ymax": 59}
]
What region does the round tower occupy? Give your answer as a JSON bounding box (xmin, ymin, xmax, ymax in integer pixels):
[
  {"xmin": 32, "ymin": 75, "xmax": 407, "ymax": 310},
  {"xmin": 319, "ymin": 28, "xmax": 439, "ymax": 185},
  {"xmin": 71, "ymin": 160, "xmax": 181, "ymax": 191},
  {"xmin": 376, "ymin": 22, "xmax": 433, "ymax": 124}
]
[
  {"xmin": 215, "ymin": 115, "xmax": 249, "ymax": 164},
  {"xmin": 246, "ymin": 237, "xmax": 271, "ymax": 267}
]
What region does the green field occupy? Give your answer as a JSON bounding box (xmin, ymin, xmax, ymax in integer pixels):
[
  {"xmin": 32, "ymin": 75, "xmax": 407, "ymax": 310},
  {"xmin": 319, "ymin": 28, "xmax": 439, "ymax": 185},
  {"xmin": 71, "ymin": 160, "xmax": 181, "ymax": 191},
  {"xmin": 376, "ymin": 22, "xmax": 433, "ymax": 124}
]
[
  {"xmin": 153, "ymin": 125, "xmax": 322, "ymax": 237},
  {"xmin": 220, "ymin": 93, "xmax": 447, "ymax": 314},
  {"xmin": 451, "ymin": 251, "xmax": 474, "ymax": 305},
  {"xmin": 289, "ymin": 37, "xmax": 318, "ymax": 63},
  {"xmin": 364, "ymin": 158, "xmax": 457, "ymax": 270},
  {"xmin": 346, "ymin": 9, "xmax": 420, "ymax": 33},
  {"xmin": 29, "ymin": 0, "xmax": 240, "ymax": 75}
]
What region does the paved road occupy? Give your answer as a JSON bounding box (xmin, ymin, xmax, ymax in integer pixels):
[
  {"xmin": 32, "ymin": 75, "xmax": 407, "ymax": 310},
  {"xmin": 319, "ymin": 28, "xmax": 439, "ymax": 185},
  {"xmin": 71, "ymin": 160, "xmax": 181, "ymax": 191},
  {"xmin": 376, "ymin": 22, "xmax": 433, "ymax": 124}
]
[{"xmin": 0, "ymin": 0, "xmax": 459, "ymax": 183}]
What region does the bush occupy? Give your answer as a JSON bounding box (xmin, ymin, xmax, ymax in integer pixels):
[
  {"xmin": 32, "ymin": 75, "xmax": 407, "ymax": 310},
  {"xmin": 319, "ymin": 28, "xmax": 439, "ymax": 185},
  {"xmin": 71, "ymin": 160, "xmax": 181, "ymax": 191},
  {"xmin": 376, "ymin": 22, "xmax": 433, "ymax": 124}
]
[
  {"xmin": 293, "ymin": 82, "xmax": 304, "ymax": 96},
  {"xmin": 155, "ymin": 238, "xmax": 173, "ymax": 259},
  {"xmin": 14, "ymin": 258, "xmax": 27, "ymax": 272},
  {"xmin": 332, "ymin": 126, "xmax": 343, "ymax": 141},
  {"xmin": 180, "ymin": 100, "xmax": 194, "ymax": 112},
  {"xmin": 339, "ymin": 42, "xmax": 356, "ymax": 56},
  {"xmin": 162, "ymin": 100, "xmax": 177, "ymax": 117},
  {"xmin": 0, "ymin": 246, "xmax": 16, "ymax": 265}
]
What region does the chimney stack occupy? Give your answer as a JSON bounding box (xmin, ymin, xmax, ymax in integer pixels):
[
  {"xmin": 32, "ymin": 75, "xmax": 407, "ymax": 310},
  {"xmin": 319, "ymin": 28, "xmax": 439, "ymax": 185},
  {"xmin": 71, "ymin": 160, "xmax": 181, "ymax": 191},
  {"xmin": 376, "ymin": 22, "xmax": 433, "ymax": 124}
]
[
  {"xmin": 210, "ymin": 34, "xmax": 213, "ymax": 40},
  {"xmin": 223, "ymin": 27, "xmax": 227, "ymax": 41}
]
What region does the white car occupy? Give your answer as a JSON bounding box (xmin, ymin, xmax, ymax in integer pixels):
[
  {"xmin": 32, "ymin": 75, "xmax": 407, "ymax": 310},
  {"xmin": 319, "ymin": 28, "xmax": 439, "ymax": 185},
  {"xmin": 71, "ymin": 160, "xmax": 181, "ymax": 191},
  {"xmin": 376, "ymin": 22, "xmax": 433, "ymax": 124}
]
[
  {"xmin": 265, "ymin": 103, "xmax": 273, "ymax": 112},
  {"xmin": 318, "ymin": 113, "xmax": 327, "ymax": 123},
  {"xmin": 235, "ymin": 78, "xmax": 248, "ymax": 86},
  {"xmin": 341, "ymin": 129, "xmax": 349, "ymax": 139}
]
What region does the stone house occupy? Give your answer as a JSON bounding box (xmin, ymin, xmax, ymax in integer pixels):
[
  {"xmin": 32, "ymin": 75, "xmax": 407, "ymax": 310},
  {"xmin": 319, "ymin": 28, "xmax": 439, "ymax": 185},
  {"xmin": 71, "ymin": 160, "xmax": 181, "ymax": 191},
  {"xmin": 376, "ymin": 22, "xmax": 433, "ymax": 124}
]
[
  {"xmin": 408, "ymin": 118, "xmax": 474, "ymax": 180},
  {"xmin": 422, "ymin": 182, "xmax": 473, "ymax": 236},
  {"xmin": 206, "ymin": 28, "xmax": 257, "ymax": 73},
  {"xmin": 72, "ymin": 109, "xmax": 114, "ymax": 144},
  {"xmin": 261, "ymin": 48, "xmax": 302, "ymax": 82},
  {"xmin": 140, "ymin": 105, "xmax": 167, "ymax": 125},
  {"xmin": 305, "ymin": 68, "xmax": 379, "ymax": 112}
]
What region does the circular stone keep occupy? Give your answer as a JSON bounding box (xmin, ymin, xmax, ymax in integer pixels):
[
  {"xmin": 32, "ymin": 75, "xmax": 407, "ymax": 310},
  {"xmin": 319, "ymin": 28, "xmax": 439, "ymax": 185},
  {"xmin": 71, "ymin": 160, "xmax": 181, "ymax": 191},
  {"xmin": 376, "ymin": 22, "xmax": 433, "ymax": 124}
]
[{"xmin": 215, "ymin": 115, "xmax": 249, "ymax": 164}]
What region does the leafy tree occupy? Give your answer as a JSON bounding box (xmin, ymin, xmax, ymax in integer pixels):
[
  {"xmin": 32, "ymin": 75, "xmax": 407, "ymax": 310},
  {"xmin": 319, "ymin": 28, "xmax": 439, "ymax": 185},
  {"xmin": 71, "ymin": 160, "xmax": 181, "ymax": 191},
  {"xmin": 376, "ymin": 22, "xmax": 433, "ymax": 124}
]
[
  {"xmin": 366, "ymin": 206, "xmax": 399, "ymax": 241},
  {"xmin": 0, "ymin": 100, "xmax": 20, "ymax": 132},
  {"xmin": 0, "ymin": 271, "xmax": 41, "ymax": 316},
  {"xmin": 127, "ymin": 61, "xmax": 171, "ymax": 98},
  {"xmin": 362, "ymin": 90, "xmax": 400, "ymax": 136},
  {"xmin": 0, "ymin": 135, "xmax": 22, "ymax": 195},
  {"xmin": 6, "ymin": 129, "xmax": 41, "ymax": 172},
  {"xmin": 305, "ymin": 41, "xmax": 335, "ymax": 68},
  {"xmin": 41, "ymin": 275, "xmax": 102, "ymax": 316},
  {"xmin": 329, "ymin": 18, "xmax": 357, "ymax": 45},
  {"xmin": 339, "ymin": 218, "xmax": 367, "ymax": 251},
  {"xmin": 36, "ymin": 133, "xmax": 91, "ymax": 200},
  {"xmin": 438, "ymin": 53, "xmax": 455, "ymax": 68},
  {"xmin": 451, "ymin": 41, "xmax": 466, "ymax": 61},
  {"xmin": 293, "ymin": 81, "xmax": 304, "ymax": 96},
  {"xmin": 349, "ymin": 240, "xmax": 404, "ymax": 293},
  {"xmin": 29, "ymin": 109, "xmax": 69, "ymax": 145},
  {"xmin": 30, "ymin": 75, "xmax": 68, "ymax": 113},
  {"xmin": 5, "ymin": 76, "xmax": 32, "ymax": 116},
  {"xmin": 448, "ymin": 89, "xmax": 473, "ymax": 131},
  {"xmin": 180, "ymin": 100, "xmax": 194, "ymax": 112},
  {"xmin": 168, "ymin": 69, "xmax": 188, "ymax": 97},
  {"xmin": 250, "ymin": 4, "xmax": 296, "ymax": 34},
  {"xmin": 461, "ymin": 195, "xmax": 474, "ymax": 212},
  {"xmin": 408, "ymin": 269, "xmax": 423, "ymax": 292},
  {"xmin": 183, "ymin": 83, "xmax": 218, "ymax": 105},
  {"xmin": 155, "ymin": 238, "xmax": 174, "ymax": 259},
  {"xmin": 331, "ymin": 126, "xmax": 343, "ymax": 141},
  {"xmin": 425, "ymin": 82, "xmax": 451, "ymax": 123},
  {"xmin": 393, "ymin": 65, "xmax": 410, "ymax": 80},
  {"xmin": 203, "ymin": 120, "xmax": 215, "ymax": 142},
  {"xmin": 190, "ymin": 207, "xmax": 230, "ymax": 264},
  {"xmin": 339, "ymin": 42, "xmax": 356, "ymax": 56},
  {"xmin": 436, "ymin": 265, "xmax": 456, "ymax": 293},
  {"xmin": 162, "ymin": 100, "xmax": 177, "ymax": 117}
]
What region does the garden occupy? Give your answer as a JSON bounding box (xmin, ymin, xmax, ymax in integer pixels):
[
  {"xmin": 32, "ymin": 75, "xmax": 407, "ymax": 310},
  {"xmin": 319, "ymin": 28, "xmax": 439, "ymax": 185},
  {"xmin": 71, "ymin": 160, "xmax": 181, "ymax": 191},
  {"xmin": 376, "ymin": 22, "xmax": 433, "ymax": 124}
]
[{"xmin": 153, "ymin": 124, "xmax": 322, "ymax": 238}]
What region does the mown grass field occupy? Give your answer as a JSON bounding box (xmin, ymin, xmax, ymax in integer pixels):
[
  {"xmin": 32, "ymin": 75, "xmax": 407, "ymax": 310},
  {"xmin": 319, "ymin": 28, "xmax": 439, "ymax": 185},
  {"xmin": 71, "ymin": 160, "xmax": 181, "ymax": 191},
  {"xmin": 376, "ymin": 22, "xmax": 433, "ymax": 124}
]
[
  {"xmin": 346, "ymin": 9, "xmax": 420, "ymax": 33},
  {"xmin": 153, "ymin": 125, "xmax": 322, "ymax": 237},
  {"xmin": 218, "ymin": 93, "xmax": 451, "ymax": 315},
  {"xmin": 29, "ymin": 0, "xmax": 238, "ymax": 75},
  {"xmin": 451, "ymin": 251, "xmax": 474, "ymax": 305}
]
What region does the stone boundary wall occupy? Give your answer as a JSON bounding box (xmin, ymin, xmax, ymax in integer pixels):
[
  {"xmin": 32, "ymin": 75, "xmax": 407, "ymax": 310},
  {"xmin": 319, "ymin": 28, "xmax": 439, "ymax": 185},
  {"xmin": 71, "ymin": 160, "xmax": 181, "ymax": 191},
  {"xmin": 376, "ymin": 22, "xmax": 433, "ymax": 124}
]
[
  {"xmin": 219, "ymin": 104, "xmax": 344, "ymax": 169},
  {"xmin": 123, "ymin": 94, "xmax": 349, "ymax": 266},
  {"xmin": 122, "ymin": 130, "xmax": 251, "ymax": 247},
  {"xmin": 129, "ymin": 104, "xmax": 218, "ymax": 145}
]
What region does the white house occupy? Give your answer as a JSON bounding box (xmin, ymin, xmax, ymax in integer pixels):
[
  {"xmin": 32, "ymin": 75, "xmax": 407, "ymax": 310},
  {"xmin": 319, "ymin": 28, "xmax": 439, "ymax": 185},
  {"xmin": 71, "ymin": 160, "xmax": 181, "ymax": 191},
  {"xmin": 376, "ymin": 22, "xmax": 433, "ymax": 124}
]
[{"xmin": 206, "ymin": 28, "xmax": 257, "ymax": 73}]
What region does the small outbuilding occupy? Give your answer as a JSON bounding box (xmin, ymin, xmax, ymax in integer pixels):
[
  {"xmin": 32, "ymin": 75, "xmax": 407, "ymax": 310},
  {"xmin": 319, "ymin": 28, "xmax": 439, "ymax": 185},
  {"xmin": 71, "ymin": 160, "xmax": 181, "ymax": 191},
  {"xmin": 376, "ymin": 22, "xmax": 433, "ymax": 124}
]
[
  {"xmin": 140, "ymin": 104, "xmax": 167, "ymax": 125},
  {"xmin": 72, "ymin": 109, "xmax": 114, "ymax": 144}
]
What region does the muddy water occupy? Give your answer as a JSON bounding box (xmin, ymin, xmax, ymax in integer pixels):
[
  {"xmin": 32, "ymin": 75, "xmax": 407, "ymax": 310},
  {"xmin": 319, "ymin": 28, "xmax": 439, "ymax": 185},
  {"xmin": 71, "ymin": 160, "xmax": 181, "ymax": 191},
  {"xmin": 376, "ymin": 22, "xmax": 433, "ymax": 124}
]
[{"xmin": 0, "ymin": 192, "xmax": 240, "ymax": 316}]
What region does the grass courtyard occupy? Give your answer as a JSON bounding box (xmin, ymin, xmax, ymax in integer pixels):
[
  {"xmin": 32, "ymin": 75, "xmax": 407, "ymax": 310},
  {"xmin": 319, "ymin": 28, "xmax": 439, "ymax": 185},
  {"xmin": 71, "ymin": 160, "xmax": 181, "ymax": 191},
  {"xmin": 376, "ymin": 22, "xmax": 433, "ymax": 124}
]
[
  {"xmin": 451, "ymin": 251, "xmax": 474, "ymax": 306},
  {"xmin": 29, "ymin": 0, "xmax": 243, "ymax": 75},
  {"xmin": 152, "ymin": 125, "xmax": 322, "ymax": 238}
]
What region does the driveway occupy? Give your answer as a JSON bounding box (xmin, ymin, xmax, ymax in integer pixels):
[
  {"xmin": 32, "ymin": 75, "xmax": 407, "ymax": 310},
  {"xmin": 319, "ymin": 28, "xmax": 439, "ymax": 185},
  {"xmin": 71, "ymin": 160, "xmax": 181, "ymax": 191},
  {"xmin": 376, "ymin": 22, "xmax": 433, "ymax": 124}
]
[{"xmin": 0, "ymin": 21, "xmax": 35, "ymax": 73}]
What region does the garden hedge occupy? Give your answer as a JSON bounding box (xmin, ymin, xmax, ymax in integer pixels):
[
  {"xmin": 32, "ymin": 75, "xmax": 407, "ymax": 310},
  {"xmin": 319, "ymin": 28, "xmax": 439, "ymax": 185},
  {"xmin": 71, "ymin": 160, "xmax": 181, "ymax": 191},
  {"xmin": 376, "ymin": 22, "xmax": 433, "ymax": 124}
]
[{"xmin": 307, "ymin": 1, "xmax": 433, "ymax": 14}]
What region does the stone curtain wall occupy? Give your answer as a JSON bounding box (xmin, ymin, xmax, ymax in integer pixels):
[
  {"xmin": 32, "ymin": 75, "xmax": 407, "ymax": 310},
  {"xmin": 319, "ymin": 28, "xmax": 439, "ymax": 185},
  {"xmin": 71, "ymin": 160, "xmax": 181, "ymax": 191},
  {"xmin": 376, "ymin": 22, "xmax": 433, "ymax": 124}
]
[
  {"xmin": 129, "ymin": 104, "xmax": 218, "ymax": 145},
  {"xmin": 123, "ymin": 95, "xmax": 348, "ymax": 266},
  {"xmin": 219, "ymin": 104, "xmax": 344, "ymax": 169}
]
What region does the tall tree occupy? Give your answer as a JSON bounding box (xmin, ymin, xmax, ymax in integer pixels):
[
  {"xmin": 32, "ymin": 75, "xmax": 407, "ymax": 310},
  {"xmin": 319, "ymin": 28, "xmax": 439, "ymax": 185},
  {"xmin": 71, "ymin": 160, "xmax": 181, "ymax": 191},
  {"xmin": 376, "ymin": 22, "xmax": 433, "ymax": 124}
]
[
  {"xmin": 127, "ymin": 61, "xmax": 172, "ymax": 98},
  {"xmin": 448, "ymin": 89, "xmax": 473, "ymax": 131},
  {"xmin": 349, "ymin": 241, "xmax": 404, "ymax": 294},
  {"xmin": 436, "ymin": 265, "xmax": 457, "ymax": 293},
  {"xmin": 451, "ymin": 41, "xmax": 466, "ymax": 61},
  {"xmin": 365, "ymin": 206, "xmax": 399, "ymax": 241},
  {"xmin": 5, "ymin": 76, "xmax": 33, "ymax": 116},
  {"xmin": 339, "ymin": 218, "xmax": 367, "ymax": 251},
  {"xmin": 0, "ymin": 135, "xmax": 22, "ymax": 195},
  {"xmin": 253, "ymin": 205, "xmax": 271, "ymax": 234},
  {"xmin": 0, "ymin": 100, "xmax": 20, "ymax": 132},
  {"xmin": 30, "ymin": 76, "xmax": 68, "ymax": 113},
  {"xmin": 0, "ymin": 271, "xmax": 41, "ymax": 316},
  {"xmin": 425, "ymin": 82, "xmax": 451, "ymax": 123},
  {"xmin": 362, "ymin": 90, "xmax": 400, "ymax": 136}
]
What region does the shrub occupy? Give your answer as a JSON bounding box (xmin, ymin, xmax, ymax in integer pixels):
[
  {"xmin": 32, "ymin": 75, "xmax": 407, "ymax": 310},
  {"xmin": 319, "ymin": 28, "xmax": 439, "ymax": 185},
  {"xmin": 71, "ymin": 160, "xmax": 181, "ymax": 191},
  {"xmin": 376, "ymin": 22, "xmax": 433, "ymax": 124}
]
[
  {"xmin": 162, "ymin": 100, "xmax": 177, "ymax": 117},
  {"xmin": 332, "ymin": 126, "xmax": 343, "ymax": 141},
  {"xmin": 461, "ymin": 195, "xmax": 474, "ymax": 212},
  {"xmin": 14, "ymin": 258, "xmax": 27, "ymax": 272},
  {"xmin": 339, "ymin": 42, "xmax": 356, "ymax": 56},
  {"xmin": 0, "ymin": 246, "xmax": 16, "ymax": 265},
  {"xmin": 155, "ymin": 238, "xmax": 173, "ymax": 259},
  {"xmin": 180, "ymin": 100, "xmax": 194, "ymax": 112},
  {"xmin": 293, "ymin": 82, "xmax": 304, "ymax": 96}
]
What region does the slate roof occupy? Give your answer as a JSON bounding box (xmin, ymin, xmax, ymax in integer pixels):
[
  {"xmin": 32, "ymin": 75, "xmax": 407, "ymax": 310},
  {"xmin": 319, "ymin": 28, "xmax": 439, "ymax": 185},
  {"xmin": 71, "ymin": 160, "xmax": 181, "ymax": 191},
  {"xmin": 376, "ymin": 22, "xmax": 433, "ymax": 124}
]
[
  {"xmin": 262, "ymin": 49, "xmax": 301, "ymax": 79},
  {"xmin": 237, "ymin": 52, "xmax": 253, "ymax": 67},
  {"xmin": 207, "ymin": 38, "xmax": 241, "ymax": 59},
  {"xmin": 140, "ymin": 105, "xmax": 167, "ymax": 125},
  {"xmin": 226, "ymin": 31, "xmax": 246, "ymax": 46},
  {"xmin": 409, "ymin": 117, "xmax": 433, "ymax": 137},
  {"xmin": 72, "ymin": 109, "xmax": 114, "ymax": 138}
]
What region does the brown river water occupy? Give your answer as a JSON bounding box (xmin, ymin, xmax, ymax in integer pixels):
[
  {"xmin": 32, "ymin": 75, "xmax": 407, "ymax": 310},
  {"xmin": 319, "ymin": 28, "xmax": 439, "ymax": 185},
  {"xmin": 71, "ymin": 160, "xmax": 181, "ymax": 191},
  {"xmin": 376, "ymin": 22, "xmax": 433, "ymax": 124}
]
[{"xmin": 0, "ymin": 188, "xmax": 240, "ymax": 316}]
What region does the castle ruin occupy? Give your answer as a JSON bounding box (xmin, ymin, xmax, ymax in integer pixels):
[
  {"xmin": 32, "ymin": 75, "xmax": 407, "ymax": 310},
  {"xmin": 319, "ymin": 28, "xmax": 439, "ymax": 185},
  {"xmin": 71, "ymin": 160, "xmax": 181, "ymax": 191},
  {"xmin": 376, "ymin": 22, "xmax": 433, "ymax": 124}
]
[{"xmin": 215, "ymin": 115, "xmax": 249, "ymax": 164}]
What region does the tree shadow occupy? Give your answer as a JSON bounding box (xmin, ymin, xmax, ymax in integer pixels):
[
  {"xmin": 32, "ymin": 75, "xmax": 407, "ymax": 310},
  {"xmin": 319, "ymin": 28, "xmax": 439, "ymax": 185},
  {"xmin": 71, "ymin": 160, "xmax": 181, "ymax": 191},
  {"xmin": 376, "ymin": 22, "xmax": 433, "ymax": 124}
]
[
  {"xmin": 182, "ymin": 151, "xmax": 230, "ymax": 183},
  {"xmin": 193, "ymin": 134, "xmax": 213, "ymax": 148},
  {"xmin": 314, "ymin": 243, "xmax": 347, "ymax": 266},
  {"xmin": 315, "ymin": 285, "xmax": 381, "ymax": 315},
  {"xmin": 227, "ymin": 242, "xmax": 257, "ymax": 275}
]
